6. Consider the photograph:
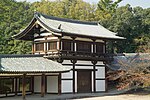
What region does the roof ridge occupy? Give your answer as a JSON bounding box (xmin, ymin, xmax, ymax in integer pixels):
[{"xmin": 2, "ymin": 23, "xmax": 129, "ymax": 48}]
[{"xmin": 35, "ymin": 12, "xmax": 98, "ymax": 25}]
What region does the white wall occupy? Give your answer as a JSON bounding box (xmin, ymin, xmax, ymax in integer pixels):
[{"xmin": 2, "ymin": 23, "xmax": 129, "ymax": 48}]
[
  {"xmin": 47, "ymin": 76, "xmax": 58, "ymax": 93},
  {"xmin": 34, "ymin": 76, "xmax": 41, "ymax": 92},
  {"xmin": 62, "ymin": 80, "xmax": 73, "ymax": 93},
  {"xmin": 96, "ymin": 67, "xmax": 105, "ymax": 78},
  {"xmin": 76, "ymin": 60, "xmax": 92, "ymax": 65},
  {"xmin": 62, "ymin": 70, "xmax": 73, "ymax": 79},
  {"xmin": 96, "ymin": 80, "xmax": 105, "ymax": 91}
]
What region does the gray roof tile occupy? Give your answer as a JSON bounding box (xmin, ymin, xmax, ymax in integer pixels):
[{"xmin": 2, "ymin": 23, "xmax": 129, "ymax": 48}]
[{"xmin": 0, "ymin": 55, "xmax": 71, "ymax": 73}]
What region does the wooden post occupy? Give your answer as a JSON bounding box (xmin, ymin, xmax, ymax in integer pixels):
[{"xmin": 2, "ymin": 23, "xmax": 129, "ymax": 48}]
[
  {"xmin": 41, "ymin": 73, "xmax": 45, "ymax": 97},
  {"xmin": 58, "ymin": 73, "xmax": 61, "ymax": 95},
  {"xmin": 92, "ymin": 39, "xmax": 96, "ymax": 93},
  {"xmin": 71, "ymin": 37, "xmax": 76, "ymax": 94},
  {"xmin": 32, "ymin": 42, "xmax": 34, "ymax": 54},
  {"xmin": 22, "ymin": 74, "xmax": 26, "ymax": 100},
  {"xmin": 71, "ymin": 60, "xmax": 77, "ymax": 94},
  {"xmin": 15, "ymin": 77, "xmax": 17, "ymax": 95},
  {"xmin": 31, "ymin": 76, "xmax": 34, "ymax": 94}
]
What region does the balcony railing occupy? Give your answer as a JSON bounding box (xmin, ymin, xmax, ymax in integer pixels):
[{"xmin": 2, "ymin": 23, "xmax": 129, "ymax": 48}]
[{"xmin": 44, "ymin": 50, "xmax": 113, "ymax": 61}]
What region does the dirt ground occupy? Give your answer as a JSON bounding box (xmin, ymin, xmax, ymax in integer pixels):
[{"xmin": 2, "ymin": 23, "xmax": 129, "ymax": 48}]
[{"xmin": 73, "ymin": 94, "xmax": 150, "ymax": 100}]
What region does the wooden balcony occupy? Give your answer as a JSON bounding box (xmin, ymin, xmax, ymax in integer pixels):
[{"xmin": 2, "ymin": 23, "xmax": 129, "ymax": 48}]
[{"xmin": 44, "ymin": 50, "xmax": 113, "ymax": 61}]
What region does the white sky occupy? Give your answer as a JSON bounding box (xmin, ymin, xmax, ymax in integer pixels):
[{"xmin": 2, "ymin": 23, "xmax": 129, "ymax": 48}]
[{"xmin": 16, "ymin": 0, "xmax": 150, "ymax": 8}]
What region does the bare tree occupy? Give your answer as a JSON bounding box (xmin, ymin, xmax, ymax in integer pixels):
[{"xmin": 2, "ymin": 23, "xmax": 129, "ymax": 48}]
[{"xmin": 107, "ymin": 53, "xmax": 150, "ymax": 90}]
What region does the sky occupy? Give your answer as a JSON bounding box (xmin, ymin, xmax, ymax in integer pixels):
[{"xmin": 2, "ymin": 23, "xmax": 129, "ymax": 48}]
[{"xmin": 16, "ymin": 0, "xmax": 150, "ymax": 8}]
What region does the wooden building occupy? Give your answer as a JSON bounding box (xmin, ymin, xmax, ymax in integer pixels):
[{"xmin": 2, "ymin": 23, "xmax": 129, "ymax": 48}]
[{"xmin": 0, "ymin": 12, "xmax": 124, "ymax": 99}]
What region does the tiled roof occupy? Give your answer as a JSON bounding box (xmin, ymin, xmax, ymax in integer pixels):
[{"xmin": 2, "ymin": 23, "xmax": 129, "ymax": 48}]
[
  {"xmin": 0, "ymin": 55, "xmax": 71, "ymax": 73},
  {"xmin": 13, "ymin": 12, "xmax": 125, "ymax": 40}
]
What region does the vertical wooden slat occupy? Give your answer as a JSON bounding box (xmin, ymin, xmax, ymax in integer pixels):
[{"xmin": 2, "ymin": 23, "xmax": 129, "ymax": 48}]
[
  {"xmin": 22, "ymin": 74, "xmax": 26, "ymax": 100},
  {"xmin": 58, "ymin": 73, "xmax": 61, "ymax": 95},
  {"xmin": 41, "ymin": 73, "xmax": 45, "ymax": 97}
]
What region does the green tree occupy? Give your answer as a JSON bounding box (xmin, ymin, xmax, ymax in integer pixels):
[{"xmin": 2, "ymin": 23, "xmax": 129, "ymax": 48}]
[{"xmin": 0, "ymin": 0, "xmax": 33, "ymax": 54}]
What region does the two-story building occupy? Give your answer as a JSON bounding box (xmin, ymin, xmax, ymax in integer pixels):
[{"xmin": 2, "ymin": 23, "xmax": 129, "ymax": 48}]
[{"xmin": 0, "ymin": 12, "xmax": 124, "ymax": 99}]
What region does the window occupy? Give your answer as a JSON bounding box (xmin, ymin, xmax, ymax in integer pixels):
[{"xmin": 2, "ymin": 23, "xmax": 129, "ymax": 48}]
[
  {"xmin": 35, "ymin": 43, "xmax": 44, "ymax": 51},
  {"xmin": 77, "ymin": 42, "xmax": 91, "ymax": 52},
  {"xmin": 62, "ymin": 40, "xmax": 72, "ymax": 51},
  {"xmin": 96, "ymin": 43, "xmax": 104, "ymax": 53},
  {"xmin": 48, "ymin": 42, "xmax": 57, "ymax": 50}
]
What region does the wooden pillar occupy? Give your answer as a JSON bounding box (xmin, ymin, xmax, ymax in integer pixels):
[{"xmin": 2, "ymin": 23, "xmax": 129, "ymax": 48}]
[
  {"xmin": 22, "ymin": 74, "xmax": 26, "ymax": 100},
  {"xmin": 12, "ymin": 78, "xmax": 14, "ymax": 93},
  {"xmin": 31, "ymin": 76, "xmax": 34, "ymax": 94},
  {"xmin": 32, "ymin": 42, "xmax": 34, "ymax": 54},
  {"xmin": 58, "ymin": 73, "xmax": 61, "ymax": 95},
  {"xmin": 71, "ymin": 60, "xmax": 77, "ymax": 94},
  {"xmin": 58, "ymin": 37, "xmax": 62, "ymax": 51},
  {"xmin": 45, "ymin": 37, "xmax": 47, "ymax": 54},
  {"xmin": 92, "ymin": 61, "xmax": 97, "ymax": 93},
  {"xmin": 41, "ymin": 73, "xmax": 45, "ymax": 97},
  {"xmin": 71, "ymin": 37, "xmax": 76, "ymax": 94},
  {"xmin": 15, "ymin": 77, "xmax": 18, "ymax": 95},
  {"xmin": 92, "ymin": 39, "xmax": 96, "ymax": 93}
]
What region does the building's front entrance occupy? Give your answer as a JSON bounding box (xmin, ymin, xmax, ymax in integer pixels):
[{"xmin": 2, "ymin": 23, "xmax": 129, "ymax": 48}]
[{"xmin": 77, "ymin": 70, "xmax": 92, "ymax": 93}]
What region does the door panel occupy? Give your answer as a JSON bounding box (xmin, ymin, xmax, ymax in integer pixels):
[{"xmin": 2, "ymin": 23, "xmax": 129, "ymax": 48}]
[{"xmin": 77, "ymin": 71, "xmax": 91, "ymax": 93}]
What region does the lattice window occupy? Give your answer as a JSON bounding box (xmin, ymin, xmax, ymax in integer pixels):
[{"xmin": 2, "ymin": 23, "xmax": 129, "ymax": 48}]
[
  {"xmin": 35, "ymin": 43, "xmax": 44, "ymax": 51},
  {"xmin": 77, "ymin": 42, "xmax": 91, "ymax": 52},
  {"xmin": 48, "ymin": 42, "xmax": 57, "ymax": 50}
]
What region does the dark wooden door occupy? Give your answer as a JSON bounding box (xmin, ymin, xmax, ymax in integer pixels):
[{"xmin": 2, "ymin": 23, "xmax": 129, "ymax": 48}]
[{"xmin": 77, "ymin": 71, "xmax": 92, "ymax": 93}]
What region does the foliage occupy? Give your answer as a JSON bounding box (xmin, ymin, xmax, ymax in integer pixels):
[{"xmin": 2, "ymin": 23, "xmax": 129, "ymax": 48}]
[
  {"xmin": 107, "ymin": 54, "xmax": 150, "ymax": 90},
  {"xmin": 0, "ymin": 0, "xmax": 33, "ymax": 54}
]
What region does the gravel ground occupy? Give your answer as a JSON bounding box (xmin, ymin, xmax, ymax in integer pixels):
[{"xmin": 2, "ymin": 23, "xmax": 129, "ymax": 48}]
[{"xmin": 73, "ymin": 94, "xmax": 150, "ymax": 100}]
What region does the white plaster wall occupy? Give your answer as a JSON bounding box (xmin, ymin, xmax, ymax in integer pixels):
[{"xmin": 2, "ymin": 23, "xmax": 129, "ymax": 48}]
[
  {"xmin": 34, "ymin": 38, "xmax": 45, "ymax": 41},
  {"xmin": 95, "ymin": 40, "xmax": 104, "ymax": 43},
  {"xmin": 62, "ymin": 60, "xmax": 72, "ymax": 64},
  {"xmin": 96, "ymin": 80, "xmax": 105, "ymax": 91},
  {"xmin": 96, "ymin": 61, "xmax": 104, "ymax": 65},
  {"xmin": 57, "ymin": 41, "xmax": 60, "ymax": 50},
  {"xmin": 96, "ymin": 67, "xmax": 105, "ymax": 78},
  {"xmin": 75, "ymin": 71, "xmax": 77, "ymax": 92},
  {"xmin": 47, "ymin": 76, "xmax": 58, "ymax": 93},
  {"xmin": 75, "ymin": 66, "xmax": 93, "ymax": 69},
  {"xmin": 62, "ymin": 80, "xmax": 73, "ymax": 93},
  {"xmin": 34, "ymin": 76, "xmax": 41, "ymax": 92},
  {"xmin": 75, "ymin": 38, "xmax": 93, "ymax": 42},
  {"xmin": 76, "ymin": 60, "xmax": 92, "ymax": 65},
  {"xmin": 92, "ymin": 71, "xmax": 94, "ymax": 92},
  {"xmin": 62, "ymin": 70, "xmax": 73, "ymax": 79},
  {"xmin": 62, "ymin": 36, "xmax": 72, "ymax": 40},
  {"xmin": 44, "ymin": 43, "xmax": 46, "ymax": 51},
  {"xmin": 47, "ymin": 37, "xmax": 58, "ymax": 40}
]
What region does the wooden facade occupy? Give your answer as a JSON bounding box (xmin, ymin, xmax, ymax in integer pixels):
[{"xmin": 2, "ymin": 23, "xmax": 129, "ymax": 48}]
[{"xmin": 4, "ymin": 12, "xmax": 124, "ymax": 98}]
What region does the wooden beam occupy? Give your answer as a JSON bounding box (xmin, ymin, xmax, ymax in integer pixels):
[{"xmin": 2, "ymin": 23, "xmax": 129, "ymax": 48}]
[
  {"xmin": 58, "ymin": 73, "xmax": 61, "ymax": 95},
  {"xmin": 22, "ymin": 74, "xmax": 26, "ymax": 100},
  {"xmin": 41, "ymin": 73, "xmax": 45, "ymax": 97}
]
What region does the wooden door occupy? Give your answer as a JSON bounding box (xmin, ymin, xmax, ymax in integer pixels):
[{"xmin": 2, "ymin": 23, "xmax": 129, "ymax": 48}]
[{"xmin": 77, "ymin": 71, "xmax": 92, "ymax": 93}]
